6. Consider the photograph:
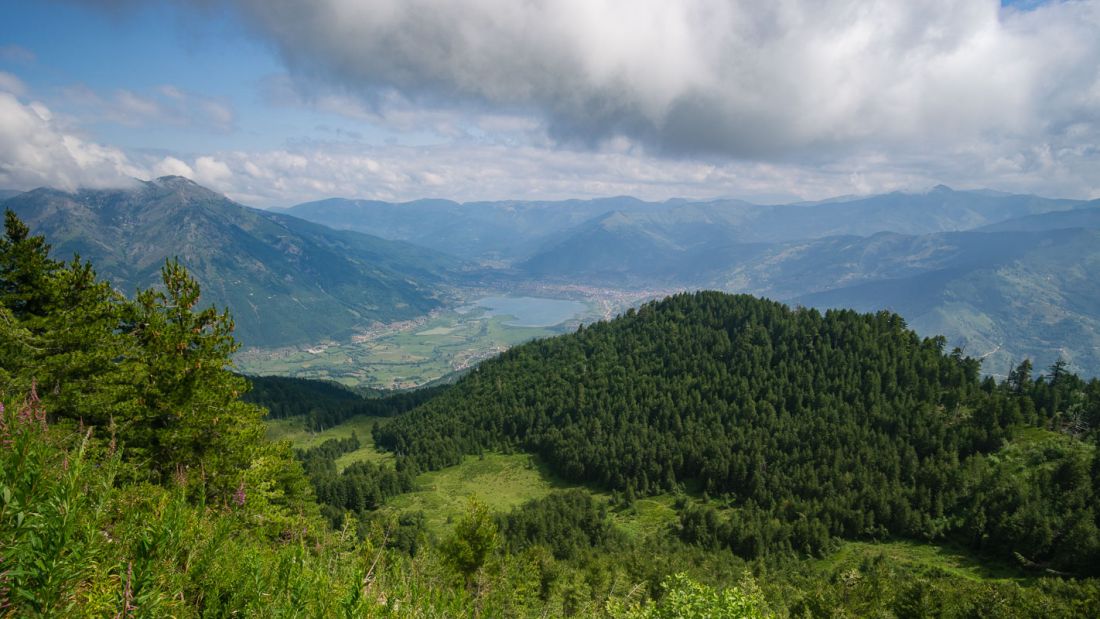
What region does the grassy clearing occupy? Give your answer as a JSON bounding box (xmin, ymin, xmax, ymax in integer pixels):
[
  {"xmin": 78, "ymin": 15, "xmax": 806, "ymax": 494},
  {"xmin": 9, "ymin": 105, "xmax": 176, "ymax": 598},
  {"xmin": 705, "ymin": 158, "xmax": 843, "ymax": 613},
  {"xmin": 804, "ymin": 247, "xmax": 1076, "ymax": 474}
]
[
  {"xmin": 381, "ymin": 448, "xmax": 684, "ymax": 539},
  {"xmin": 816, "ymin": 539, "xmax": 1031, "ymax": 583},
  {"xmin": 264, "ymin": 415, "xmax": 394, "ymax": 468},
  {"xmin": 383, "ymin": 453, "xmax": 573, "ymax": 534},
  {"xmin": 269, "ymin": 411, "xmax": 693, "ymax": 539},
  {"xmin": 608, "ymin": 494, "xmax": 680, "ymax": 540}
]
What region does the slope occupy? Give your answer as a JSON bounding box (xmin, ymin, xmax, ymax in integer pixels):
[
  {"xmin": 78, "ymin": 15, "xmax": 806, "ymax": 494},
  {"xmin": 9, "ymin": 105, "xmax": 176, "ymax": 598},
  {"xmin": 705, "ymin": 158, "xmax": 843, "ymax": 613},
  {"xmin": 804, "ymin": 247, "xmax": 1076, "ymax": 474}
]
[
  {"xmin": 793, "ymin": 227, "xmax": 1100, "ymax": 377},
  {"xmin": 1, "ymin": 176, "xmax": 459, "ymax": 347},
  {"xmin": 517, "ymin": 187, "xmax": 1085, "ymax": 283},
  {"xmin": 978, "ymin": 199, "xmax": 1100, "ymax": 233},
  {"xmin": 520, "ymin": 202, "xmax": 1100, "ymax": 377}
]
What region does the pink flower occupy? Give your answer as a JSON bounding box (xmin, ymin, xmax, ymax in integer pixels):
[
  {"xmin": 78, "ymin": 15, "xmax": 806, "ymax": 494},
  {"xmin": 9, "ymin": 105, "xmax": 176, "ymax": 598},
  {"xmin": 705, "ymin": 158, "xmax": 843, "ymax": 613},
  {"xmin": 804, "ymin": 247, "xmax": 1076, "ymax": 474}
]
[{"xmin": 17, "ymin": 380, "xmax": 46, "ymax": 430}]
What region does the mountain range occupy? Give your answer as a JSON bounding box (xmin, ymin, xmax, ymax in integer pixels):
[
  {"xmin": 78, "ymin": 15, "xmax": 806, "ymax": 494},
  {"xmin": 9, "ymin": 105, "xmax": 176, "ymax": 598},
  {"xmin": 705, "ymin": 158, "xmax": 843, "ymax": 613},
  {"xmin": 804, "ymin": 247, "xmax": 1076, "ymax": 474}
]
[
  {"xmin": 1, "ymin": 177, "xmax": 459, "ymax": 347},
  {"xmin": 5, "ymin": 178, "xmax": 1099, "ymax": 377},
  {"xmin": 284, "ymin": 186, "xmax": 1100, "ymax": 377},
  {"xmin": 280, "ymin": 196, "xmax": 653, "ymax": 262},
  {"xmin": 285, "ymin": 185, "xmax": 1084, "ymax": 263}
]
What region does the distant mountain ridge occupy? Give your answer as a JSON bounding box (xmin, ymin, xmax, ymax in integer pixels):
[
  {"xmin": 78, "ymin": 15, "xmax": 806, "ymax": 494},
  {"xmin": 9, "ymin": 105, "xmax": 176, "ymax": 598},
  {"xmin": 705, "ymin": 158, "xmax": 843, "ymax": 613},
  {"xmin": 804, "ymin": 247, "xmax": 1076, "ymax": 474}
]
[
  {"xmin": 787, "ymin": 225, "xmax": 1100, "ymax": 377},
  {"xmin": 285, "ymin": 186, "xmax": 1085, "ymax": 262},
  {"xmin": 284, "ymin": 195, "xmax": 657, "ymax": 261},
  {"xmin": 1, "ymin": 177, "xmax": 460, "ymax": 347}
]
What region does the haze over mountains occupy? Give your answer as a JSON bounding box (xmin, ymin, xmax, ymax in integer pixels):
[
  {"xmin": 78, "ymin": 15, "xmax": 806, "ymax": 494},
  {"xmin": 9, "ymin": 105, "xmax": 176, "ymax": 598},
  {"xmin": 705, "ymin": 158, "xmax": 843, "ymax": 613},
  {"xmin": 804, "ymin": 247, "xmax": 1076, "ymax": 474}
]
[
  {"xmin": 4, "ymin": 178, "xmax": 1099, "ymax": 377},
  {"xmin": 284, "ymin": 185, "xmax": 1100, "ymax": 377},
  {"xmin": 286, "ymin": 186, "xmax": 1083, "ymax": 262}
]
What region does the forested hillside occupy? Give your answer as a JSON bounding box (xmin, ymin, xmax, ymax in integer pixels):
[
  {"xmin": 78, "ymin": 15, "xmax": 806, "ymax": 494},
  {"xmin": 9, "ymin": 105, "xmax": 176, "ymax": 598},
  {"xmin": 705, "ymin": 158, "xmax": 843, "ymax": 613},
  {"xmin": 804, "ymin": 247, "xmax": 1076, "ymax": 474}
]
[
  {"xmin": 378, "ymin": 292, "xmax": 1100, "ymax": 570},
  {"xmin": 245, "ymin": 374, "xmax": 449, "ymax": 429}
]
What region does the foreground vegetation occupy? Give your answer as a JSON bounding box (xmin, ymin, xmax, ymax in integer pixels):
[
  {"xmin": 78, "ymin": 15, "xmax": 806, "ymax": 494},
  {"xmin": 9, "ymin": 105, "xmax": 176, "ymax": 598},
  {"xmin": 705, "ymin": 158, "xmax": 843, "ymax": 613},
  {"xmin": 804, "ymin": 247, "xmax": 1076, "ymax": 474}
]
[{"xmin": 3, "ymin": 210, "xmax": 1100, "ymax": 616}]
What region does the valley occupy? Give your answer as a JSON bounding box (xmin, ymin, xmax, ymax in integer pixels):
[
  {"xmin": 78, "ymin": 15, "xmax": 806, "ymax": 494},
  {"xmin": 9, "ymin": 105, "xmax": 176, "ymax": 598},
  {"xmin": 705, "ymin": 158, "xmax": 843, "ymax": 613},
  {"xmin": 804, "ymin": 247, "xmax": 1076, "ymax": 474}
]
[{"xmin": 236, "ymin": 286, "xmax": 676, "ymax": 389}]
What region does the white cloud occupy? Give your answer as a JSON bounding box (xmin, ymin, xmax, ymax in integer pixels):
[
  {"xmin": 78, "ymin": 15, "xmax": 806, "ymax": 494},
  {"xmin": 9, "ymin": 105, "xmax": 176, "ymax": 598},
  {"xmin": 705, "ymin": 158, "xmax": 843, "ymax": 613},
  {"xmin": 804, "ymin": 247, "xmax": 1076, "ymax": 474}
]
[
  {"xmin": 14, "ymin": 1, "xmax": 1100, "ymax": 203},
  {"xmin": 227, "ymin": 0, "xmax": 1100, "ymax": 160},
  {"xmin": 0, "ymin": 92, "xmax": 145, "ymax": 190},
  {"xmin": 194, "ymin": 156, "xmax": 233, "ymax": 187},
  {"xmin": 0, "ymin": 72, "xmax": 27, "ymax": 97},
  {"xmin": 153, "ymin": 155, "xmax": 195, "ymax": 178}
]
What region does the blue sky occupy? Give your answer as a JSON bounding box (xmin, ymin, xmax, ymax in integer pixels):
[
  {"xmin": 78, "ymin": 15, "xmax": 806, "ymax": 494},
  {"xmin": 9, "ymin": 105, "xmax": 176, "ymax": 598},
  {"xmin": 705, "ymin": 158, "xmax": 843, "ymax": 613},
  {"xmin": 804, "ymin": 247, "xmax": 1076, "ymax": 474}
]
[{"xmin": 1, "ymin": 0, "xmax": 1097, "ymax": 207}]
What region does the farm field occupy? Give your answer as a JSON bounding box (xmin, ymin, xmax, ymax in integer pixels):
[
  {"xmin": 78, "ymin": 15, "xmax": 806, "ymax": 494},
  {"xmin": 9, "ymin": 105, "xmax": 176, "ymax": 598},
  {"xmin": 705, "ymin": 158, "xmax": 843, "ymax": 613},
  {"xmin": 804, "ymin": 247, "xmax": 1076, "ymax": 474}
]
[{"xmin": 237, "ymin": 295, "xmax": 601, "ymax": 390}]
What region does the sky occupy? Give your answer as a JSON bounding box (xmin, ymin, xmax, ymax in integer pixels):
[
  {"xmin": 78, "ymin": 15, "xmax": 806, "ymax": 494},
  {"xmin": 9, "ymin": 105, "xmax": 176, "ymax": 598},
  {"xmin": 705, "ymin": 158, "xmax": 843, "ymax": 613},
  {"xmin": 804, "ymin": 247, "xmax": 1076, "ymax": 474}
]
[{"xmin": 0, "ymin": 0, "xmax": 1097, "ymax": 207}]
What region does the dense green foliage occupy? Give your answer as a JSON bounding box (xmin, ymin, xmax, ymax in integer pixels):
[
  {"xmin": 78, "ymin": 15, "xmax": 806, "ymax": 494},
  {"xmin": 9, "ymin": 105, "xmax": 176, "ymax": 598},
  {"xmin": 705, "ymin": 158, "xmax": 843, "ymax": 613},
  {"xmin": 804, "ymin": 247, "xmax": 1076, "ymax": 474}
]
[
  {"xmin": 0, "ymin": 210, "xmax": 309, "ymax": 505},
  {"xmin": 378, "ymin": 292, "xmax": 1100, "ymax": 568},
  {"xmin": 245, "ymin": 375, "xmax": 367, "ymax": 418},
  {"xmin": 312, "ymin": 459, "xmax": 415, "ymax": 528},
  {"xmin": 6, "ymin": 399, "xmax": 1097, "ymax": 618},
  {"xmin": 498, "ymin": 489, "xmax": 620, "ymax": 560},
  {"xmin": 7, "ymin": 398, "xmax": 749, "ymax": 617},
  {"xmin": 246, "ymin": 373, "xmax": 449, "ymax": 430}
]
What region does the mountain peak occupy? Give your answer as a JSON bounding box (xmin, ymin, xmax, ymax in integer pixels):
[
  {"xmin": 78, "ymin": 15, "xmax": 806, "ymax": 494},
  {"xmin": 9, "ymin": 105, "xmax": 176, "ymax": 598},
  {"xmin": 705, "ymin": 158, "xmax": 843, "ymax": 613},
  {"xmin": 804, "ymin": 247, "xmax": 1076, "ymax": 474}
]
[
  {"xmin": 151, "ymin": 175, "xmax": 199, "ymax": 187},
  {"xmin": 140, "ymin": 175, "xmax": 227, "ymax": 203}
]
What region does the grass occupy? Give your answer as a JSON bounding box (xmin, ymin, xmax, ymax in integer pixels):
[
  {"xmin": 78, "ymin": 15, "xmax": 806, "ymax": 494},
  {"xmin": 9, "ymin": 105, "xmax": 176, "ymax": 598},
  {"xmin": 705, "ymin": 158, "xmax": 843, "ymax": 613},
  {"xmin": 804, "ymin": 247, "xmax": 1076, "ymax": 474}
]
[
  {"xmin": 264, "ymin": 415, "xmax": 394, "ymax": 468},
  {"xmin": 608, "ymin": 494, "xmax": 680, "ymax": 540},
  {"xmin": 382, "ymin": 453, "xmax": 574, "ymax": 534},
  {"xmin": 815, "ymin": 539, "xmax": 1032, "ymax": 583},
  {"xmin": 268, "ymin": 413, "xmax": 711, "ymax": 540}
]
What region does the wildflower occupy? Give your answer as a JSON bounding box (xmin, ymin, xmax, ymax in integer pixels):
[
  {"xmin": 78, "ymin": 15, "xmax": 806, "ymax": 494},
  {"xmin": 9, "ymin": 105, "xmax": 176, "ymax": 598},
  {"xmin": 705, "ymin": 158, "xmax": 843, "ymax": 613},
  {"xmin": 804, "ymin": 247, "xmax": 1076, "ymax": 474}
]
[
  {"xmin": 233, "ymin": 481, "xmax": 246, "ymax": 508},
  {"xmin": 0, "ymin": 403, "xmax": 10, "ymax": 449},
  {"xmin": 17, "ymin": 380, "xmax": 46, "ymax": 431}
]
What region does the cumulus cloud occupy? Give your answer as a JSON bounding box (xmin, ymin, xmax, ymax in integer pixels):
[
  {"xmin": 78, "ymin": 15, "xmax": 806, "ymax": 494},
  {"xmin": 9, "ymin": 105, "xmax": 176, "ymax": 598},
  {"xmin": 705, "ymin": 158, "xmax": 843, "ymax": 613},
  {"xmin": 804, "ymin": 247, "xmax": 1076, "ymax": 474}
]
[
  {"xmin": 130, "ymin": 138, "xmax": 1035, "ymax": 209},
  {"xmin": 13, "ymin": 0, "xmax": 1100, "ymax": 203},
  {"xmin": 152, "ymin": 155, "xmax": 195, "ymax": 178},
  {"xmin": 0, "ymin": 91, "xmax": 146, "ymax": 190},
  {"xmin": 223, "ymin": 0, "xmax": 1100, "ymax": 162}
]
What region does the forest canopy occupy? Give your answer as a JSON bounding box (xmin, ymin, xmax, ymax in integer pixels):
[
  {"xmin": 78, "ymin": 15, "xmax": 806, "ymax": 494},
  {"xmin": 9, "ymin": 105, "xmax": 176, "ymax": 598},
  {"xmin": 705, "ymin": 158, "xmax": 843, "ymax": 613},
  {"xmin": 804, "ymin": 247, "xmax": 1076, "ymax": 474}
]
[{"xmin": 377, "ymin": 291, "xmax": 1100, "ymax": 570}]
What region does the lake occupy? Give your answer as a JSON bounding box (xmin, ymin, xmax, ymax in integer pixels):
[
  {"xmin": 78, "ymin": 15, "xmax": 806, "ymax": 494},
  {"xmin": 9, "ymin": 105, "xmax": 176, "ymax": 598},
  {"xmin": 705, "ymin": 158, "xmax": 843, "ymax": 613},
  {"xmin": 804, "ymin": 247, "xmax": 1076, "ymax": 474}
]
[{"xmin": 475, "ymin": 296, "xmax": 587, "ymax": 327}]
